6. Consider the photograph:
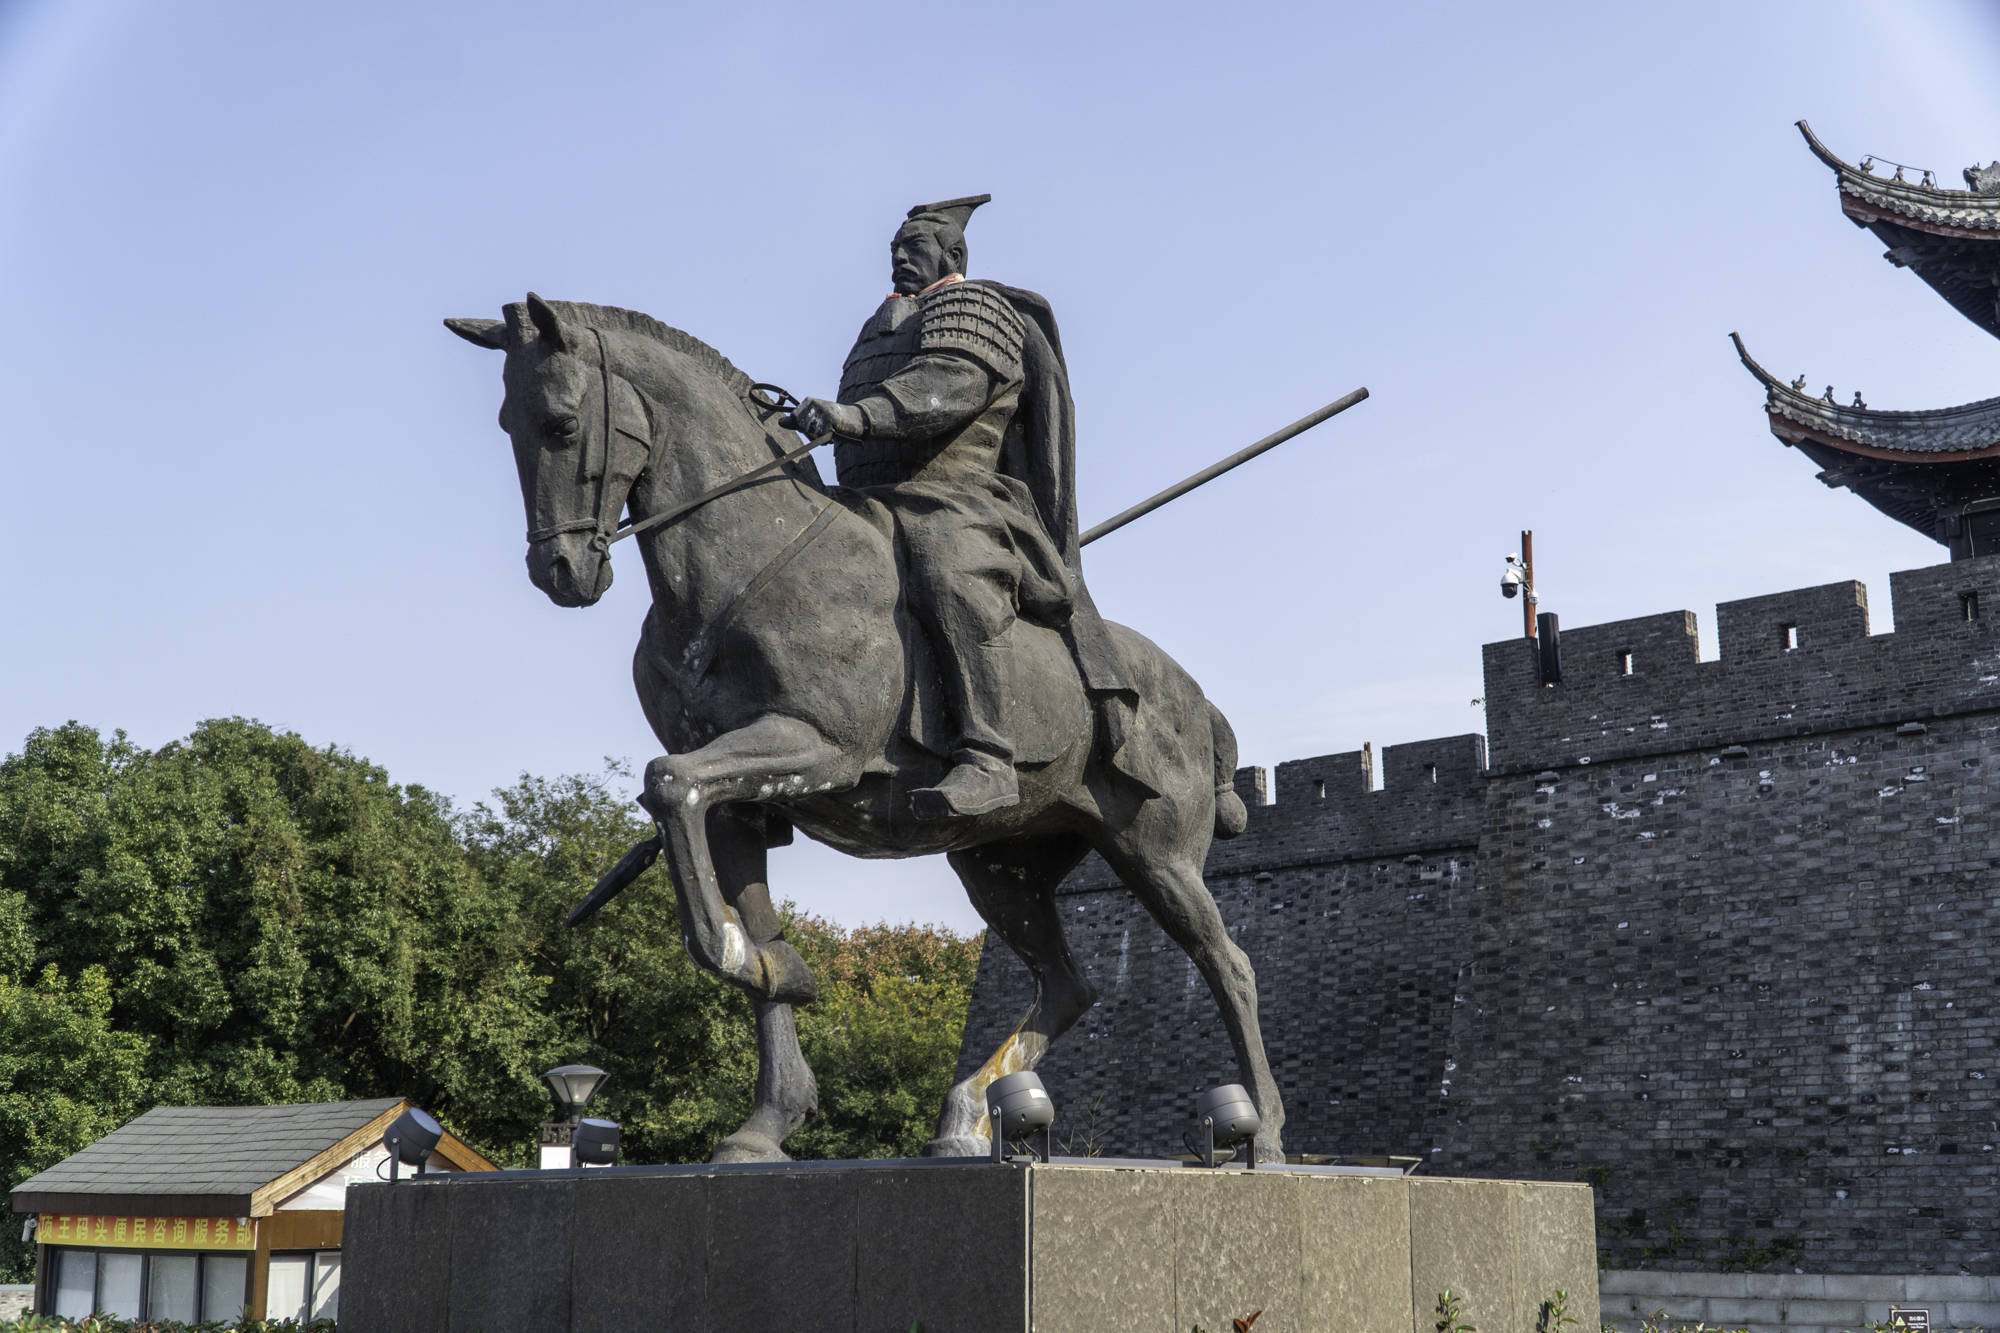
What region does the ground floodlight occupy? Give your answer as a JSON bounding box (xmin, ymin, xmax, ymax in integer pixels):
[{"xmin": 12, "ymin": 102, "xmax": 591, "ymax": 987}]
[
  {"xmin": 1191, "ymin": 1084, "xmax": 1262, "ymax": 1170},
  {"xmin": 572, "ymin": 1117, "xmax": 621, "ymax": 1166},
  {"xmin": 384, "ymin": 1107, "xmax": 443, "ymax": 1182},
  {"xmin": 986, "ymin": 1071, "xmax": 1055, "ymax": 1164},
  {"xmin": 542, "ymin": 1064, "xmax": 610, "ymax": 1121}
]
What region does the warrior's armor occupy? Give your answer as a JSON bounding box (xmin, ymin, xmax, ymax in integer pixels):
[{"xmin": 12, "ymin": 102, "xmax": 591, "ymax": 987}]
[{"xmin": 839, "ymin": 281, "xmax": 1028, "ymax": 488}]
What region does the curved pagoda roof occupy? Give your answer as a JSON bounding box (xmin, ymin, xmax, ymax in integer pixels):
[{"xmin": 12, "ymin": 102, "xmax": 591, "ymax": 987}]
[
  {"xmin": 1799, "ymin": 120, "xmax": 2000, "ymax": 340},
  {"xmin": 1734, "ymin": 334, "xmax": 2000, "ymax": 548},
  {"xmin": 1734, "ymin": 333, "xmax": 2000, "ymax": 462}
]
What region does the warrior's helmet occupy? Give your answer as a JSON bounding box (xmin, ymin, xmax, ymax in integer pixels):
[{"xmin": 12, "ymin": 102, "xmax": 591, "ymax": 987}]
[{"xmin": 898, "ymin": 193, "xmax": 990, "ymax": 273}]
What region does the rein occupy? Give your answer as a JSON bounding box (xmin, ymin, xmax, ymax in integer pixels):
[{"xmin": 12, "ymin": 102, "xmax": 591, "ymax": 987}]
[
  {"xmin": 525, "ymin": 360, "xmax": 832, "ymax": 550},
  {"xmin": 528, "ymin": 347, "xmax": 845, "ymax": 677},
  {"xmin": 610, "ymin": 420, "xmax": 830, "ymax": 546}
]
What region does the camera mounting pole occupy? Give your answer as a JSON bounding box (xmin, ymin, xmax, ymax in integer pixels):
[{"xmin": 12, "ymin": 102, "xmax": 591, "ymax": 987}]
[{"xmin": 1521, "ymin": 529, "xmax": 1536, "ymax": 641}]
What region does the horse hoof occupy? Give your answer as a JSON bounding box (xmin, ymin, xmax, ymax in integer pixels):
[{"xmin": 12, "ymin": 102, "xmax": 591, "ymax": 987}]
[
  {"xmin": 711, "ymin": 1133, "xmax": 790, "ymax": 1164},
  {"xmin": 922, "ymin": 1134, "xmax": 990, "ymax": 1159}
]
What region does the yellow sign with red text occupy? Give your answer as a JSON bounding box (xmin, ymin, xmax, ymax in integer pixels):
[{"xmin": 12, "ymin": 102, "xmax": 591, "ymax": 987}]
[{"xmin": 36, "ymin": 1213, "xmax": 254, "ymax": 1251}]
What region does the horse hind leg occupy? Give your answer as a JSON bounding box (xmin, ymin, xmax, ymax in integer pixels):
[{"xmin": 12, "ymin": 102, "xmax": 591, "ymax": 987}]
[
  {"xmin": 927, "ymin": 833, "xmax": 1095, "ymax": 1157},
  {"xmin": 1098, "ymin": 813, "xmax": 1287, "ymax": 1162},
  {"xmin": 707, "ymin": 806, "xmax": 818, "ymax": 1164}
]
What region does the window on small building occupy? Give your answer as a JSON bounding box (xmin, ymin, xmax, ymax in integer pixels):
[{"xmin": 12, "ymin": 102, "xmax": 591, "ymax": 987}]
[
  {"xmin": 53, "ymin": 1251, "xmax": 94, "ymax": 1320},
  {"xmin": 146, "ymin": 1255, "xmax": 197, "ymax": 1323},
  {"xmin": 313, "ymin": 1250, "xmax": 342, "ymax": 1320},
  {"xmin": 268, "ymin": 1250, "xmax": 342, "ymax": 1323},
  {"xmin": 48, "ymin": 1248, "xmax": 248, "ymax": 1323},
  {"xmin": 1619, "ymin": 651, "xmax": 1634, "ymax": 676},
  {"xmin": 1962, "ymin": 591, "xmax": 1980, "ymax": 621},
  {"xmin": 1783, "ymin": 625, "xmax": 1799, "ymax": 652},
  {"xmin": 97, "ymin": 1253, "xmax": 141, "ymax": 1318},
  {"xmin": 204, "ymin": 1254, "xmax": 250, "ymax": 1322}
]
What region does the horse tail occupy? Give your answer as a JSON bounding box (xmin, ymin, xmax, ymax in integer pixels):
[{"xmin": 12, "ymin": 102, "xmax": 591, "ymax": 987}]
[{"xmin": 1207, "ymin": 699, "xmax": 1250, "ymax": 839}]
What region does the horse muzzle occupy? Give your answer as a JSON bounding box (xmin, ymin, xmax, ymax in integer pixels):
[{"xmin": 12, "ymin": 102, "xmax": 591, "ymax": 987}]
[{"xmin": 528, "ymin": 536, "xmax": 614, "ymax": 607}]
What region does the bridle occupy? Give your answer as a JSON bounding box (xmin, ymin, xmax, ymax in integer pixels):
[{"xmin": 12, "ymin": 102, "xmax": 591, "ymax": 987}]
[{"xmin": 524, "ymin": 328, "xmax": 831, "ymax": 552}]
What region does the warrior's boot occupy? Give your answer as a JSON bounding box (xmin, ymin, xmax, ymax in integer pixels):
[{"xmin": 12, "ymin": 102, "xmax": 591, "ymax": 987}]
[{"xmin": 911, "ymin": 640, "xmax": 1020, "ymax": 820}]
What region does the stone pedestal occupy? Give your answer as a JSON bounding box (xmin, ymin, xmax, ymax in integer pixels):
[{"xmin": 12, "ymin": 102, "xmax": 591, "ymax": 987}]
[{"xmin": 341, "ymin": 1159, "xmax": 1596, "ymax": 1332}]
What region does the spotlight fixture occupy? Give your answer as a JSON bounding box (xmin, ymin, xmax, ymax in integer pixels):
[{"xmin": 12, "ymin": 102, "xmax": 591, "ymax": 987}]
[
  {"xmin": 572, "ymin": 1117, "xmax": 621, "ymax": 1167},
  {"xmin": 384, "ymin": 1107, "xmax": 443, "ymax": 1182},
  {"xmin": 985, "ymin": 1071, "xmax": 1055, "ymax": 1164},
  {"xmin": 542, "ymin": 1064, "xmax": 610, "ymax": 1122},
  {"xmin": 1189, "ymin": 1084, "xmax": 1262, "ymax": 1170}
]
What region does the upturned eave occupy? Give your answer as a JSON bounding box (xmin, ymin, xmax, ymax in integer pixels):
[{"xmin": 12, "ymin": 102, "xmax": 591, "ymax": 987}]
[
  {"xmin": 1733, "ymin": 333, "xmax": 2000, "ymax": 462},
  {"xmin": 1798, "ymin": 120, "xmax": 2000, "ymax": 240}
]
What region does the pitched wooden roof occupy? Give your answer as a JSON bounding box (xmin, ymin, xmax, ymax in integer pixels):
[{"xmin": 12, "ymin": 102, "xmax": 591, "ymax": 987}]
[{"xmin": 9, "ymin": 1098, "xmax": 495, "ymax": 1218}]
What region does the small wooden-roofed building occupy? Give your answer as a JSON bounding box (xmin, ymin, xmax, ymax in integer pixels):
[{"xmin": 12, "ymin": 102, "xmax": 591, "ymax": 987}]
[
  {"xmin": 9, "ymin": 1097, "xmax": 495, "ymax": 1324},
  {"xmin": 1738, "ymin": 122, "xmax": 2000, "ymax": 559}
]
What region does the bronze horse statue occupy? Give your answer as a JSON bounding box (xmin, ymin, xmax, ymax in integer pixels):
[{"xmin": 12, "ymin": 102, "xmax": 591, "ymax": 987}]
[{"xmin": 447, "ymin": 294, "xmax": 1285, "ymax": 1162}]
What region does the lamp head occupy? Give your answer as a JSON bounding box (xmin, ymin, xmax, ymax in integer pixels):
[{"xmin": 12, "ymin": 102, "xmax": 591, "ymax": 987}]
[
  {"xmin": 384, "ymin": 1107, "xmax": 442, "ymax": 1168},
  {"xmin": 985, "ymin": 1071, "xmax": 1055, "ymax": 1137},
  {"xmin": 542, "ymin": 1064, "xmax": 610, "ymax": 1120},
  {"xmin": 1196, "ymin": 1084, "xmax": 1261, "ymax": 1148},
  {"xmin": 572, "ymin": 1117, "xmax": 621, "ymax": 1166}
]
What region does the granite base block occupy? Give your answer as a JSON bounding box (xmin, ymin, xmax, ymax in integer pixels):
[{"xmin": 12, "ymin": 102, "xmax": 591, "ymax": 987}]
[{"xmin": 342, "ymin": 1161, "xmax": 1596, "ymax": 1333}]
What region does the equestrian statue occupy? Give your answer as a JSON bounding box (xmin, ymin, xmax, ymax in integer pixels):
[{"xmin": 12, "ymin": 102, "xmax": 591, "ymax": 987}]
[{"xmin": 447, "ymin": 194, "xmax": 1292, "ymax": 1163}]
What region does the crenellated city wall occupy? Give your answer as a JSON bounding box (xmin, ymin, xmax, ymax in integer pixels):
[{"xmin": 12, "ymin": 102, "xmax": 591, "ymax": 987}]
[{"xmin": 955, "ymin": 553, "xmax": 2000, "ymax": 1275}]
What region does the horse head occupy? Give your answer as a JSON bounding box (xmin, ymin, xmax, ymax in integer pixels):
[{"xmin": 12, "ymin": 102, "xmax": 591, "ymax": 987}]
[{"xmin": 447, "ymin": 294, "xmax": 654, "ymax": 608}]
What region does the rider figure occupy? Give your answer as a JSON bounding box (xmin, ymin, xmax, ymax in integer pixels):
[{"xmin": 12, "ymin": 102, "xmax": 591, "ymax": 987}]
[{"xmin": 787, "ymin": 194, "xmax": 1143, "ymax": 820}]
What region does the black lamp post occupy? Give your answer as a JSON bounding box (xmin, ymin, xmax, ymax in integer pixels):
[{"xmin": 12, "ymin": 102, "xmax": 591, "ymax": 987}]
[{"xmin": 542, "ymin": 1064, "xmax": 609, "ymax": 1167}]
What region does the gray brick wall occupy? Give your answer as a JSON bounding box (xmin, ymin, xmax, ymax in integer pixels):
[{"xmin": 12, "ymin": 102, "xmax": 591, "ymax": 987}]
[{"xmin": 956, "ymin": 553, "xmax": 2000, "ymax": 1274}]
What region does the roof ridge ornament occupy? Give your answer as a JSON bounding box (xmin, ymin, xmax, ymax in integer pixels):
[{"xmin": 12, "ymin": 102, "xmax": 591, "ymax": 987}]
[{"xmin": 1799, "ymin": 122, "xmax": 1941, "ymax": 191}]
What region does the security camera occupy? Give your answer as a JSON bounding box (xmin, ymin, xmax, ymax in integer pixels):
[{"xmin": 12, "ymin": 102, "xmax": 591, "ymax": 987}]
[{"xmin": 1501, "ymin": 554, "xmax": 1527, "ymax": 599}]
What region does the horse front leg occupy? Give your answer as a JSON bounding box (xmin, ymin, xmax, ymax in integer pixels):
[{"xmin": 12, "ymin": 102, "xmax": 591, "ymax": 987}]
[
  {"xmin": 638, "ymin": 714, "xmax": 852, "ymax": 1004},
  {"xmin": 706, "ymin": 806, "xmax": 819, "ymax": 1163}
]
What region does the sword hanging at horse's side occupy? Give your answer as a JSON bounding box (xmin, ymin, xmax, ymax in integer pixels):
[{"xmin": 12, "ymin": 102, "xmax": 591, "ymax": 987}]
[{"xmin": 1078, "ymin": 387, "xmax": 1369, "ymax": 547}]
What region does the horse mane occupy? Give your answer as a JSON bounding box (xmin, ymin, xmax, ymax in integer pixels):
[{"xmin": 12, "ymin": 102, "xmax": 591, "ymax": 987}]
[{"xmin": 543, "ymin": 300, "xmax": 755, "ymax": 398}]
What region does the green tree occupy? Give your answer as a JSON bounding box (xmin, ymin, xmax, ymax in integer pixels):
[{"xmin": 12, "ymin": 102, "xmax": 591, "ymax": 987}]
[
  {"xmin": 0, "ymin": 965, "xmax": 148, "ymax": 1280},
  {"xmin": 0, "ymin": 721, "xmax": 984, "ymax": 1263},
  {"xmin": 786, "ymin": 914, "xmax": 983, "ymax": 1160},
  {"xmin": 0, "ymin": 720, "xmax": 552, "ymax": 1160}
]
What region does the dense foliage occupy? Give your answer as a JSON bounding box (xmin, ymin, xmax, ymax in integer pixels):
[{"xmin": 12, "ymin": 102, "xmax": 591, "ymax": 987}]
[
  {"xmin": 0, "ymin": 720, "xmax": 980, "ymax": 1282},
  {"xmin": 0, "ymin": 1312, "xmax": 332, "ymax": 1320}
]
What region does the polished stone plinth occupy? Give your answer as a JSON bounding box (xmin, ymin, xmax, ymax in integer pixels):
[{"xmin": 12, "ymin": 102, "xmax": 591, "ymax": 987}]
[{"xmin": 341, "ymin": 1158, "xmax": 1596, "ymax": 1333}]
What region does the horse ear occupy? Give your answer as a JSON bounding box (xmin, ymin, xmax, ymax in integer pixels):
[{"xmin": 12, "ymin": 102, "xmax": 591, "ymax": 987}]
[
  {"xmin": 443, "ymin": 317, "xmax": 507, "ymax": 349},
  {"xmin": 525, "ymin": 292, "xmax": 571, "ymax": 352}
]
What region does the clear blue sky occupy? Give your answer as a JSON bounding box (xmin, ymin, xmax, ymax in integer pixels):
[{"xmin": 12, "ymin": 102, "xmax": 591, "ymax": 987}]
[{"xmin": 5, "ymin": 0, "xmax": 1997, "ymax": 931}]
